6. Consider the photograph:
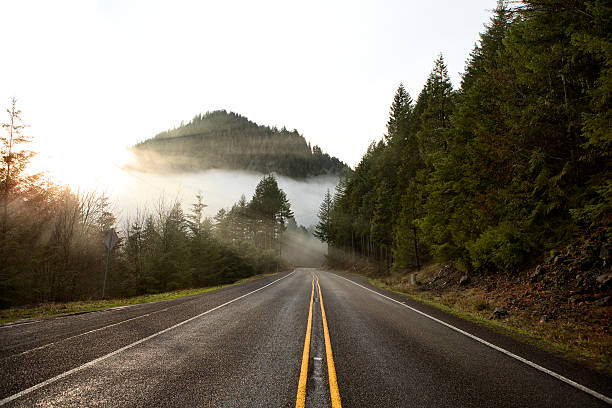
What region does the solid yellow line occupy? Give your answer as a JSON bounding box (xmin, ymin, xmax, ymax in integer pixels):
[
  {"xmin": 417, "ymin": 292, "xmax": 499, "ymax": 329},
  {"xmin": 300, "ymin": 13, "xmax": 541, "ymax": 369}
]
[
  {"xmin": 295, "ymin": 277, "xmax": 315, "ymax": 408},
  {"xmin": 316, "ymin": 277, "xmax": 342, "ymax": 408}
]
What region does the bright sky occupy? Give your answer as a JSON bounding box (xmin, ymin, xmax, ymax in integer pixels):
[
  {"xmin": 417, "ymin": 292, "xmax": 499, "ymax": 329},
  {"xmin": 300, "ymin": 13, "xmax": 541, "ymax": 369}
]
[{"xmin": 1, "ymin": 0, "xmax": 495, "ymax": 181}]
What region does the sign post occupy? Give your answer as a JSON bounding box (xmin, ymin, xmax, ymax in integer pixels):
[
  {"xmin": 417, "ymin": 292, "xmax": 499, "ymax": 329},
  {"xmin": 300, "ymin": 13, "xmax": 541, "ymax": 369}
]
[{"xmin": 103, "ymin": 227, "xmax": 119, "ymax": 299}]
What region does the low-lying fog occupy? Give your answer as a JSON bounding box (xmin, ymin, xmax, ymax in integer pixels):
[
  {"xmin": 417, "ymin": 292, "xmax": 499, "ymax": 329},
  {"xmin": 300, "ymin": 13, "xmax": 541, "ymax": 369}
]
[{"xmin": 110, "ymin": 168, "xmax": 338, "ymax": 228}]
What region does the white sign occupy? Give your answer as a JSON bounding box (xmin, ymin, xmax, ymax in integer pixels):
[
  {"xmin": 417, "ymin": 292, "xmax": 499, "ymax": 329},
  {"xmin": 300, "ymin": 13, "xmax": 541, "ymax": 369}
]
[{"xmin": 104, "ymin": 228, "xmax": 119, "ymax": 250}]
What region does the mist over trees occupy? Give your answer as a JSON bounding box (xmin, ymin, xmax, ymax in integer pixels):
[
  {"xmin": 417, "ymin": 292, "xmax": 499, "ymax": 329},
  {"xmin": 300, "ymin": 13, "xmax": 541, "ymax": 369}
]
[
  {"xmin": 213, "ymin": 174, "xmax": 325, "ymax": 267},
  {"xmin": 131, "ymin": 110, "xmax": 348, "ymax": 179},
  {"xmin": 0, "ymin": 103, "xmax": 316, "ymax": 307},
  {"xmin": 119, "ymin": 184, "xmax": 292, "ymax": 296},
  {"xmin": 317, "ymin": 0, "xmax": 611, "ymax": 274}
]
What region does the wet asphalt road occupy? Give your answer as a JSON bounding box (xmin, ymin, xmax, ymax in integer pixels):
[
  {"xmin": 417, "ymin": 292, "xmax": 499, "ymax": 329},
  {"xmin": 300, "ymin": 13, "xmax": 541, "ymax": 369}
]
[{"xmin": 1, "ymin": 268, "xmax": 610, "ymax": 407}]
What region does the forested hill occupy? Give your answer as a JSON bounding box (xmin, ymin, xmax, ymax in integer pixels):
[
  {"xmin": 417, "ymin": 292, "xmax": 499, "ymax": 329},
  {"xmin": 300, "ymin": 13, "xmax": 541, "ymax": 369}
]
[
  {"xmin": 315, "ymin": 1, "xmax": 611, "ymax": 275},
  {"xmin": 130, "ymin": 110, "xmax": 348, "ymax": 178}
]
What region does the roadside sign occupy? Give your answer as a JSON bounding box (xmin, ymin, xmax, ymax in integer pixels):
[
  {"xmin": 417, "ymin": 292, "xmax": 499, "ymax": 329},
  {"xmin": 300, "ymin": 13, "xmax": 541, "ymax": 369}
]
[{"xmin": 104, "ymin": 228, "xmax": 119, "ymax": 250}]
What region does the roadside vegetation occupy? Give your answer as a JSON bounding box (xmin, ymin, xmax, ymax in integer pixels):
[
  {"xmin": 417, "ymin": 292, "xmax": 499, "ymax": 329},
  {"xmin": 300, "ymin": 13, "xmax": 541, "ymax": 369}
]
[
  {"xmin": 316, "ymin": 0, "xmax": 611, "ymax": 371},
  {"xmin": 0, "ymin": 273, "xmax": 276, "ymax": 324}
]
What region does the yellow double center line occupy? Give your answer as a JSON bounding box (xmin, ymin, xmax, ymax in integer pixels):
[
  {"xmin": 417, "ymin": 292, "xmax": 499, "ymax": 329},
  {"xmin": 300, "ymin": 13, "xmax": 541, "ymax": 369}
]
[
  {"xmin": 295, "ymin": 275, "xmax": 342, "ymax": 408},
  {"xmin": 296, "ymin": 278, "xmax": 315, "ymax": 407}
]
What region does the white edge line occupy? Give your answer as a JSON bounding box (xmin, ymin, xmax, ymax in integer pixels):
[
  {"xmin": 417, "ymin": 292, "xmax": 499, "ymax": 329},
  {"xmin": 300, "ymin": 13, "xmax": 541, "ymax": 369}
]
[
  {"xmin": 14, "ymin": 306, "xmax": 175, "ymax": 357},
  {"xmin": 332, "ymin": 273, "xmax": 612, "ymax": 405},
  {"xmin": 15, "ymin": 313, "xmax": 153, "ymax": 357},
  {"xmin": 0, "ymin": 321, "xmax": 39, "ymax": 329},
  {"xmin": 0, "ymin": 270, "xmax": 295, "ymax": 406}
]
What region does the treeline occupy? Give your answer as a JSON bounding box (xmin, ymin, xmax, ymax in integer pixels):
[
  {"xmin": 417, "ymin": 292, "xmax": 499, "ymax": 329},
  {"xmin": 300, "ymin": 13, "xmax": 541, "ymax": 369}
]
[
  {"xmin": 211, "ymin": 176, "xmax": 326, "ymax": 267},
  {"xmin": 131, "ymin": 110, "xmax": 348, "ymax": 179},
  {"xmin": 0, "ymin": 102, "xmax": 296, "ymax": 307},
  {"xmin": 316, "ymin": 0, "xmax": 611, "ymax": 274},
  {"xmin": 118, "ymin": 178, "xmax": 293, "ymax": 298}
]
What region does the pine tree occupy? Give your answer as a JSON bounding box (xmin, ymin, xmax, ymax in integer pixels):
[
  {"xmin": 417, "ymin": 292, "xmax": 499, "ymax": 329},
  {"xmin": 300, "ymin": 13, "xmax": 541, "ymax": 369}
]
[
  {"xmin": 418, "ymin": 55, "xmax": 455, "ymax": 161},
  {"xmin": 1, "ymin": 98, "xmax": 35, "ymax": 236},
  {"xmin": 385, "ymin": 83, "xmax": 413, "ymax": 146},
  {"xmin": 314, "ymin": 189, "xmax": 333, "ymax": 243},
  {"xmin": 249, "ymin": 174, "xmax": 293, "ymax": 225},
  {"xmin": 187, "ymin": 192, "xmax": 209, "ymax": 239},
  {"xmin": 248, "ymin": 174, "xmax": 293, "ymax": 250},
  {"xmin": 214, "ymin": 208, "xmax": 230, "ymax": 242}
]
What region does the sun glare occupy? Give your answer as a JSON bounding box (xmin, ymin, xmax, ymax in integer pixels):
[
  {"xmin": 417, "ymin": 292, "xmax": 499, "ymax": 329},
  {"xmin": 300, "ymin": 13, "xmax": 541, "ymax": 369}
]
[{"xmin": 30, "ymin": 144, "xmax": 132, "ymax": 192}]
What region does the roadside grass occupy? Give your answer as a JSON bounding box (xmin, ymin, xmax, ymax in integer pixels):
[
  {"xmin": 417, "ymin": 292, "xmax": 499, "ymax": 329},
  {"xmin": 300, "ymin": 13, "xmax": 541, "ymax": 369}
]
[
  {"xmin": 368, "ymin": 277, "xmax": 612, "ymax": 376},
  {"xmin": 0, "ymin": 273, "xmax": 276, "ymax": 325}
]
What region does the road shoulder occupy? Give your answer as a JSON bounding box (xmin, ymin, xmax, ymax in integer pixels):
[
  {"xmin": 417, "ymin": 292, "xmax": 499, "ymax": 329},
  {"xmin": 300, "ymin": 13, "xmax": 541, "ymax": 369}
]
[{"xmin": 323, "ymin": 269, "xmax": 612, "ymax": 402}]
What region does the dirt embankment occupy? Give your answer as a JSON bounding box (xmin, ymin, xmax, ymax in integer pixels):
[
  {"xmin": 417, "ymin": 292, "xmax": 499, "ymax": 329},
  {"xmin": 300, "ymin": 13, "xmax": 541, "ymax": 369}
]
[{"xmin": 340, "ymin": 231, "xmax": 612, "ymax": 374}]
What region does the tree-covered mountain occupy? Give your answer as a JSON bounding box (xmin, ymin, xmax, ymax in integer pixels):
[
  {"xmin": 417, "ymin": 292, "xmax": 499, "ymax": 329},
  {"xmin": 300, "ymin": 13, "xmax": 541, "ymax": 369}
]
[{"xmin": 130, "ymin": 110, "xmax": 348, "ymax": 178}]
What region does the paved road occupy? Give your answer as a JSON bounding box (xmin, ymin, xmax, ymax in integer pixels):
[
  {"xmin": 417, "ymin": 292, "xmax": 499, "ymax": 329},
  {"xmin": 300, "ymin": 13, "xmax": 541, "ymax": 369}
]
[{"xmin": 1, "ymin": 269, "xmax": 610, "ymax": 407}]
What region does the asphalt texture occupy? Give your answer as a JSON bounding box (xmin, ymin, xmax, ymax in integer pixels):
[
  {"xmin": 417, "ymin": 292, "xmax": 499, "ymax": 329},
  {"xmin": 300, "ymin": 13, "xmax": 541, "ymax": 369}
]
[{"xmin": 1, "ymin": 268, "xmax": 610, "ymax": 407}]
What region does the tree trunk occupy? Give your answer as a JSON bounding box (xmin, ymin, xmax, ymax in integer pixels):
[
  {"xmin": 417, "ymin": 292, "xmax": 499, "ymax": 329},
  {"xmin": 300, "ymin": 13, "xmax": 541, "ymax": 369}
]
[{"xmin": 413, "ymin": 224, "xmax": 420, "ymax": 270}]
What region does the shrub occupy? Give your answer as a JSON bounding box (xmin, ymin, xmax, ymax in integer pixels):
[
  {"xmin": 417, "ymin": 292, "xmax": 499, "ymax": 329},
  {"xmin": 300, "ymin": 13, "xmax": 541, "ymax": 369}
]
[{"xmin": 466, "ymin": 222, "xmax": 528, "ymax": 272}]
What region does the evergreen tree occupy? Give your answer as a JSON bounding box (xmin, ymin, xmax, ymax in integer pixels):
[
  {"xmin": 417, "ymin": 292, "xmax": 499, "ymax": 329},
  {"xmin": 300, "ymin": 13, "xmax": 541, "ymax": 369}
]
[
  {"xmin": 314, "ymin": 189, "xmax": 333, "ymax": 242},
  {"xmin": 1, "ymin": 98, "xmax": 36, "ymax": 237},
  {"xmin": 186, "ymin": 192, "xmax": 210, "ymax": 239},
  {"xmin": 418, "ymin": 55, "xmax": 455, "ymax": 161},
  {"xmin": 248, "ymin": 174, "xmax": 293, "ymax": 250},
  {"xmin": 249, "ymin": 174, "xmax": 293, "ymax": 225},
  {"xmin": 385, "ymin": 83, "xmax": 413, "ymax": 146}
]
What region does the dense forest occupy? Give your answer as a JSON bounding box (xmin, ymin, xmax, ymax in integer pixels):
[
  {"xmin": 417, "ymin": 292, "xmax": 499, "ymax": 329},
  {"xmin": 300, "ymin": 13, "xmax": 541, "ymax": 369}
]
[
  {"xmin": 131, "ymin": 110, "xmax": 348, "ymax": 179},
  {"xmin": 0, "ymin": 102, "xmax": 306, "ymax": 307},
  {"xmin": 316, "ymin": 0, "xmax": 611, "ymax": 274}
]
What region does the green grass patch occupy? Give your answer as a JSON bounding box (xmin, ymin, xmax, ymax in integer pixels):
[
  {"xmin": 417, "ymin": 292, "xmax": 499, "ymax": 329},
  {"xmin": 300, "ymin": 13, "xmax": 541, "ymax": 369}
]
[
  {"xmin": 369, "ymin": 278, "xmax": 508, "ymax": 330},
  {"xmin": 0, "ymin": 273, "xmax": 276, "ymax": 325},
  {"xmin": 474, "ymin": 299, "xmax": 490, "ymax": 311}
]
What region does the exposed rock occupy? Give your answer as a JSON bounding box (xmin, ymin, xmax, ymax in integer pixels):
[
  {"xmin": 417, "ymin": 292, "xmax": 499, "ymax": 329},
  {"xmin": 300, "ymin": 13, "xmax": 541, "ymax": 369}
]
[
  {"xmin": 572, "ymin": 288, "xmax": 587, "ymax": 295},
  {"xmin": 554, "ymin": 255, "xmax": 566, "ymax": 265},
  {"xmin": 493, "ymin": 306, "xmax": 508, "ymax": 317},
  {"xmin": 596, "ymin": 296, "xmax": 612, "ymax": 307},
  {"xmin": 596, "ymin": 273, "xmax": 612, "ymax": 286},
  {"xmin": 459, "ymin": 275, "xmax": 470, "ymax": 285},
  {"xmin": 530, "ymin": 265, "xmax": 542, "ymax": 281}
]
